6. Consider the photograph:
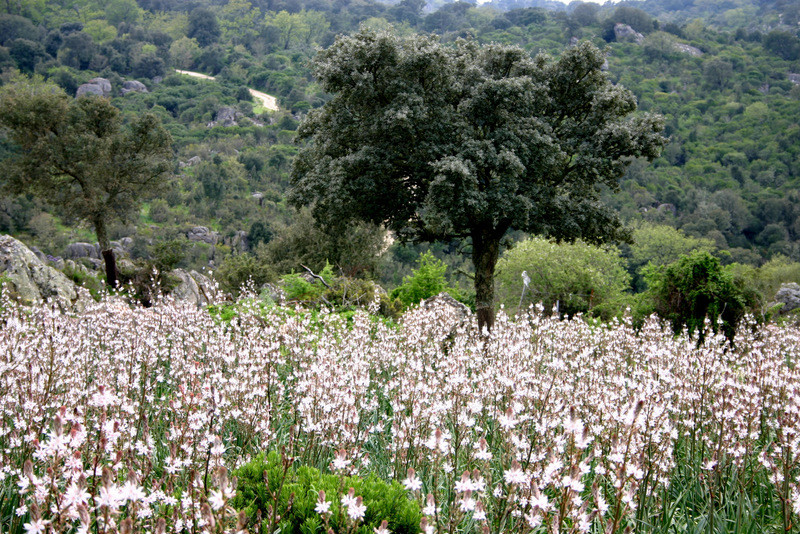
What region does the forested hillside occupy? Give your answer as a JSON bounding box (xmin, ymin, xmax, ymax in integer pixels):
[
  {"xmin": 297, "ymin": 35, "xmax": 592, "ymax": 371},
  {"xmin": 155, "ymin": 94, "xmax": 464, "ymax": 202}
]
[{"xmin": 0, "ymin": 0, "xmax": 798, "ymax": 311}]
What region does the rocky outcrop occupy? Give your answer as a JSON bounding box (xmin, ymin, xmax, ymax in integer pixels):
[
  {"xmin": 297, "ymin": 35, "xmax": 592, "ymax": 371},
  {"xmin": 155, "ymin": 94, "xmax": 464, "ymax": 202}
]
[
  {"xmin": 209, "ymin": 106, "xmax": 239, "ymax": 127},
  {"xmin": 121, "ymin": 80, "xmax": 148, "ymax": 95},
  {"xmin": 0, "ymin": 235, "xmax": 91, "ymax": 312},
  {"xmin": 170, "ymin": 269, "xmax": 217, "ymax": 307},
  {"xmin": 614, "ymin": 23, "xmax": 644, "ymax": 44},
  {"xmin": 64, "ymin": 239, "xmax": 130, "ymax": 266},
  {"xmin": 788, "ymin": 73, "xmax": 800, "ymax": 85},
  {"xmin": 76, "ymin": 83, "xmax": 105, "ymax": 97},
  {"xmin": 179, "ymin": 156, "xmax": 202, "ymax": 168},
  {"xmin": 187, "ymin": 226, "xmax": 220, "ymax": 245},
  {"xmin": 90, "ymin": 77, "xmax": 112, "ymax": 95},
  {"xmin": 76, "ymin": 77, "xmax": 112, "ymax": 98},
  {"xmin": 113, "ymin": 237, "xmax": 133, "ymax": 253},
  {"xmin": 673, "ymin": 43, "xmax": 703, "ymax": 57},
  {"xmin": 207, "ymin": 107, "xmax": 265, "ymax": 128},
  {"xmin": 774, "ymin": 283, "xmax": 800, "ymax": 314},
  {"xmin": 65, "ymin": 242, "xmax": 100, "ymax": 260}
]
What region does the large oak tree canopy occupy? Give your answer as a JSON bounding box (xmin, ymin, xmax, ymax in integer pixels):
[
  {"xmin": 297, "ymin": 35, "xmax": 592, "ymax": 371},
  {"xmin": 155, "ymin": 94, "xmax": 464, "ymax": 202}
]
[
  {"xmin": 290, "ymin": 29, "xmax": 666, "ymax": 329},
  {"xmin": 0, "ymin": 81, "xmax": 173, "ymax": 288}
]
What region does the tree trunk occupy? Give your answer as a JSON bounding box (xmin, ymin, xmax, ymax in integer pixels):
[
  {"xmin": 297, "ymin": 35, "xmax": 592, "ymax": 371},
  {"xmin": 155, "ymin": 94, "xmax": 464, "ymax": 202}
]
[
  {"xmin": 472, "ymin": 227, "xmax": 501, "ymax": 333},
  {"xmin": 93, "ymin": 216, "xmax": 117, "ymax": 289}
]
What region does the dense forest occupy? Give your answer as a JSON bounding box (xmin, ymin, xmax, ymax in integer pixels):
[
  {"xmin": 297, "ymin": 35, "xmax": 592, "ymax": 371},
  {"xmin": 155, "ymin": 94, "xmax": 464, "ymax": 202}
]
[{"xmin": 0, "ymin": 0, "xmax": 798, "ymax": 320}]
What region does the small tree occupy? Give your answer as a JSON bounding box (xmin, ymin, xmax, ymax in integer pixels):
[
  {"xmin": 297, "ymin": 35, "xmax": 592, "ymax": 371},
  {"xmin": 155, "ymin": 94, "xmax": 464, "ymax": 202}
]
[
  {"xmin": 496, "ymin": 237, "xmax": 630, "ymax": 319},
  {"xmin": 0, "ymin": 80, "xmax": 173, "ymax": 288},
  {"xmin": 290, "ymin": 29, "xmax": 666, "ymax": 330},
  {"xmin": 187, "ymin": 8, "xmax": 220, "ymax": 47},
  {"xmin": 644, "ymin": 250, "xmax": 758, "ymax": 344},
  {"xmin": 390, "ymin": 251, "xmax": 461, "ymax": 309}
]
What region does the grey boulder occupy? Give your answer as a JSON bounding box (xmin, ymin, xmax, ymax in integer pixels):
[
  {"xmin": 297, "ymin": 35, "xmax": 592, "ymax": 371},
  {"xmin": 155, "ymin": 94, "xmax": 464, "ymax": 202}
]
[
  {"xmin": 170, "ymin": 269, "xmax": 217, "ymax": 307},
  {"xmin": 0, "ymin": 235, "xmax": 92, "ymax": 312},
  {"xmin": 65, "ymin": 242, "xmax": 100, "ymax": 260},
  {"xmin": 614, "ymin": 23, "xmax": 645, "ymax": 44},
  {"xmin": 76, "ymin": 77, "xmax": 112, "ymax": 98},
  {"xmin": 121, "ymin": 80, "xmax": 148, "ymax": 95},
  {"xmin": 187, "ymin": 226, "xmax": 220, "ymax": 245},
  {"xmin": 774, "ymin": 283, "xmax": 800, "ymax": 314}
]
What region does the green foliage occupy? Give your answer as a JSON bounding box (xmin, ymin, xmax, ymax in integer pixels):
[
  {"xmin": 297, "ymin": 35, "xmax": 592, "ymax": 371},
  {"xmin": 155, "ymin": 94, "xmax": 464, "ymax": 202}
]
[
  {"xmin": 8, "ymin": 38, "xmax": 45, "ymax": 73},
  {"xmin": 627, "ymin": 223, "xmax": 717, "ymax": 291},
  {"xmin": 62, "ymin": 262, "xmax": 104, "ymax": 301},
  {"xmin": 644, "ymin": 250, "xmax": 759, "ymax": 344},
  {"xmin": 390, "ymin": 251, "xmax": 461, "ymax": 309},
  {"xmin": 291, "ymin": 29, "xmax": 665, "ymax": 328},
  {"xmin": 281, "ymin": 272, "xmax": 323, "ymax": 302},
  {"xmin": 262, "ymin": 209, "xmax": 386, "ymax": 279},
  {"xmin": 187, "ymin": 8, "xmax": 220, "ymax": 47},
  {"xmin": 247, "ymin": 221, "xmax": 273, "ymax": 249},
  {"xmin": 149, "ymin": 238, "xmax": 186, "ymax": 272},
  {"xmin": 763, "ymin": 30, "xmax": 800, "ymax": 61},
  {"xmin": 279, "ymin": 263, "xmax": 387, "ymax": 315},
  {"xmin": 232, "ymin": 451, "xmax": 421, "ymax": 534},
  {"xmin": 1, "ymin": 0, "xmax": 799, "ymax": 315},
  {"xmin": 496, "ymin": 237, "xmax": 631, "ymax": 319},
  {"xmin": 0, "ymin": 79, "xmax": 172, "ymax": 287},
  {"xmin": 726, "ymin": 255, "xmax": 800, "ymax": 316},
  {"xmin": 215, "ymin": 249, "xmax": 277, "ymax": 296}
]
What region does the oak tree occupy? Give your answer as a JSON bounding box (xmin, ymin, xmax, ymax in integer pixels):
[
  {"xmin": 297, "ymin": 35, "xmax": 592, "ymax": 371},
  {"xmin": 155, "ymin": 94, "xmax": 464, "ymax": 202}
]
[
  {"xmin": 290, "ymin": 30, "xmax": 666, "ymax": 330},
  {"xmin": 0, "ymin": 80, "xmax": 173, "ymax": 288}
]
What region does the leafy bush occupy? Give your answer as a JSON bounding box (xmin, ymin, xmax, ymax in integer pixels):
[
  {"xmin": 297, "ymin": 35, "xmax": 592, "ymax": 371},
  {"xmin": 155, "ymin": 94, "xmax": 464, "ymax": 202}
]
[
  {"xmin": 626, "ymin": 223, "xmax": 717, "ymax": 292},
  {"xmin": 644, "ymin": 250, "xmax": 760, "ymax": 344},
  {"xmin": 215, "ymin": 250, "xmax": 277, "ymax": 296},
  {"xmin": 116, "ymin": 258, "xmax": 180, "ymax": 307},
  {"xmin": 390, "ymin": 251, "xmax": 462, "ymax": 309},
  {"xmin": 495, "ymin": 237, "xmax": 631, "ymax": 319},
  {"xmin": 232, "ymin": 451, "xmax": 421, "ymax": 534},
  {"xmin": 149, "ymin": 238, "xmax": 187, "ymax": 272},
  {"xmin": 281, "ymin": 272, "xmax": 323, "ymax": 302},
  {"xmin": 62, "ymin": 262, "xmax": 104, "ymax": 301}
]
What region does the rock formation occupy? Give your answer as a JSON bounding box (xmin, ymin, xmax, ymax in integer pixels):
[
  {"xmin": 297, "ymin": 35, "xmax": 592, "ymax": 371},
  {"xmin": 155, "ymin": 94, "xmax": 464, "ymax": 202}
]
[
  {"xmin": 614, "ymin": 23, "xmax": 645, "ymax": 44},
  {"xmin": 0, "ymin": 235, "xmax": 91, "ymax": 312},
  {"xmin": 76, "ymin": 77, "xmax": 112, "ymax": 98},
  {"xmin": 775, "ymin": 283, "xmax": 800, "ymax": 314},
  {"xmin": 170, "ymin": 269, "xmax": 218, "ymax": 307},
  {"xmin": 187, "ymin": 226, "xmax": 220, "ymax": 245},
  {"xmin": 121, "ymin": 80, "xmax": 148, "ymax": 95}
]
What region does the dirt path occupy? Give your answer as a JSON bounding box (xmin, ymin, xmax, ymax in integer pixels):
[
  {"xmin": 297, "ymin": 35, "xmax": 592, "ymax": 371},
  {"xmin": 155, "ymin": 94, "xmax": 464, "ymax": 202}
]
[
  {"xmin": 247, "ymin": 89, "xmax": 278, "ymax": 112},
  {"xmin": 174, "ymin": 70, "xmax": 280, "ymax": 111}
]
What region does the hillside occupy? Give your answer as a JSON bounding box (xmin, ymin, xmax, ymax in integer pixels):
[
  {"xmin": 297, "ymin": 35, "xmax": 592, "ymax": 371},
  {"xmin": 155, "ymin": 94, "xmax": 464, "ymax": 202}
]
[{"xmin": 0, "ymin": 0, "xmax": 798, "ymax": 302}]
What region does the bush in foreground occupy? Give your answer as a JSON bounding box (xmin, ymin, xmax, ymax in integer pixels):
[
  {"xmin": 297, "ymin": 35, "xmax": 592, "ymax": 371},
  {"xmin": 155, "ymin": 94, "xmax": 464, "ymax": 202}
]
[{"xmin": 233, "ymin": 451, "xmax": 421, "ymax": 533}]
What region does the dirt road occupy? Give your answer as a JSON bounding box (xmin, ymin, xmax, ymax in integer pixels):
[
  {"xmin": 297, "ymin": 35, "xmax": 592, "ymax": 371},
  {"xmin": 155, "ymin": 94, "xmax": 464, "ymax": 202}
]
[{"xmin": 174, "ymin": 70, "xmax": 280, "ymax": 111}]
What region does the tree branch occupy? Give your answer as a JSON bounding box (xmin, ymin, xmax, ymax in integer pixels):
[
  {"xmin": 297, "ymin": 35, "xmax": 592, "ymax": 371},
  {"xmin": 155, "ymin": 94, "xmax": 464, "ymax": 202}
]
[{"xmin": 300, "ymin": 264, "xmax": 332, "ymax": 290}]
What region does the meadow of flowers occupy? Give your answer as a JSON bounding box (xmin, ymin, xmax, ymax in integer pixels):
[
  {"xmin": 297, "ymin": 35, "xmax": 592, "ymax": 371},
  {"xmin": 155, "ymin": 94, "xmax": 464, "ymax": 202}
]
[{"xmin": 1, "ymin": 291, "xmax": 800, "ymax": 534}]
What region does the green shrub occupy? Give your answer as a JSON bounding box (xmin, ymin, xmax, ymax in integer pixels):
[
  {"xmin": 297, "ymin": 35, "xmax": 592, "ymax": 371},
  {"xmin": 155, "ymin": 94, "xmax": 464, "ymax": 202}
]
[
  {"xmin": 281, "ymin": 272, "xmax": 323, "ymax": 301},
  {"xmin": 62, "ymin": 262, "xmax": 105, "ymax": 301},
  {"xmin": 116, "ymin": 258, "xmax": 180, "ymax": 307},
  {"xmin": 150, "ymin": 238, "xmax": 187, "ymax": 272},
  {"xmin": 232, "ymin": 451, "xmax": 421, "ymax": 534},
  {"xmin": 207, "ymin": 302, "xmax": 240, "ymax": 322},
  {"xmin": 627, "ymin": 222, "xmax": 717, "ymax": 292},
  {"xmin": 495, "ymin": 237, "xmax": 631, "ymax": 320},
  {"xmin": 644, "ymin": 250, "xmax": 760, "ymax": 344},
  {"xmin": 215, "ymin": 252, "xmax": 277, "ymax": 296},
  {"xmin": 390, "ymin": 251, "xmax": 461, "ymax": 309}
]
